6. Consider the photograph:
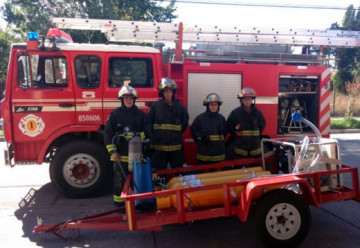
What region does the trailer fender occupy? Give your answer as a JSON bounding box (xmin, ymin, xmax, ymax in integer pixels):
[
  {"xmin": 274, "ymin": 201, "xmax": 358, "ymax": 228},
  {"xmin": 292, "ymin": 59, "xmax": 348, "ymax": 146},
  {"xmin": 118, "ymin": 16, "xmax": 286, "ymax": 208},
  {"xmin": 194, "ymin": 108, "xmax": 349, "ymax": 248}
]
[
  {"xmin": 37, "ymin": 125, "xmax": 101, "ymax": 164},
  {"xmin": 237, "ymin": 175, "xmax": 320, "ymax": 222}
]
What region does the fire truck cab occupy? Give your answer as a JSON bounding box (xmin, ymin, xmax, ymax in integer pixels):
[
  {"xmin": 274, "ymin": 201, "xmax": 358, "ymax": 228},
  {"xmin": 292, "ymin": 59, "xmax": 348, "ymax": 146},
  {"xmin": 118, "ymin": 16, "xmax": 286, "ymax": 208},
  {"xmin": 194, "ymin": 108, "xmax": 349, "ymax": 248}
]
[
  {"xmin": 1, "ymin": 18, "xmax": 357, "ymax": 198},
  {"xmin": 2, "ymin": 29, "xmax": 164, "ymax": 198}
]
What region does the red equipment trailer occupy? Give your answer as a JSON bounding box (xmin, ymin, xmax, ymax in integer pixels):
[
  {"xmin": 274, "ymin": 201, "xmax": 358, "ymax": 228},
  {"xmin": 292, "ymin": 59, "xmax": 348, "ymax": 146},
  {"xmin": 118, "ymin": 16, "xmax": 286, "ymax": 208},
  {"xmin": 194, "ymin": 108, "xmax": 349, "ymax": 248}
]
[{"xmin": 33, "ymin": 136, "xmax": 360, "ymax": 248}]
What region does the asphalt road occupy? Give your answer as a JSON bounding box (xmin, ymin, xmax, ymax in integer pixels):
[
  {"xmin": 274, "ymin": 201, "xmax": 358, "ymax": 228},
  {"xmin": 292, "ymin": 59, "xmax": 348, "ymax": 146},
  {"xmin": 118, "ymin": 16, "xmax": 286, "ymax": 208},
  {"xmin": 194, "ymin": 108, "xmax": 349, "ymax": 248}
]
[{"xmin": 0, "ymin": 134, "xmax": 360, "ymax": 248}]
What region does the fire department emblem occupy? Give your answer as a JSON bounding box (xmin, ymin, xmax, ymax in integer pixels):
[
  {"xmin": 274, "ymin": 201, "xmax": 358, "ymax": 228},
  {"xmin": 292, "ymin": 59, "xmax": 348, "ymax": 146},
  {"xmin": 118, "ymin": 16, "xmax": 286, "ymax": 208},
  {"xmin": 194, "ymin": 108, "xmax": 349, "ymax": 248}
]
[{"xmin": 18, "ymin": 114, "xmax": 45, "ymax": 137}]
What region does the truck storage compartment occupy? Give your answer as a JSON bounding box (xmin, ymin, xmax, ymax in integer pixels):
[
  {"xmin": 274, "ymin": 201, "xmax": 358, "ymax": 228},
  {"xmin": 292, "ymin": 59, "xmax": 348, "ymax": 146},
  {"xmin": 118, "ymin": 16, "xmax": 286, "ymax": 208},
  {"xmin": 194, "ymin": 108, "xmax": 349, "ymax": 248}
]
[{"xmin": 277, "ymin": 75, "xmax": 319, "ymax": 134}]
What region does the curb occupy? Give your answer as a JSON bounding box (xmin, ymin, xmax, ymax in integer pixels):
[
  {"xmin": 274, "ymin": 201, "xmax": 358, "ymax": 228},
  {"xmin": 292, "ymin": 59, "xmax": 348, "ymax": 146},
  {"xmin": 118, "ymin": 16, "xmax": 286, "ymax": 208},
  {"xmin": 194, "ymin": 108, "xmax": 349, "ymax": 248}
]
[{"xmin": 330, "ymin": 129, "xmax": 360, "ymax": 134}]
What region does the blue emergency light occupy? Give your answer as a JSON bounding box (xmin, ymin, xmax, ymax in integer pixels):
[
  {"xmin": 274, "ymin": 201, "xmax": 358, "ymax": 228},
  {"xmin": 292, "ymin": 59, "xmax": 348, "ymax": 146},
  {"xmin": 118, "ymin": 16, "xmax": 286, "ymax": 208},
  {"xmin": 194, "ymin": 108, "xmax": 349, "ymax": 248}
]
[{"xmin": 27, "ymin": 32, "xmax": 39, "ymax": 41}]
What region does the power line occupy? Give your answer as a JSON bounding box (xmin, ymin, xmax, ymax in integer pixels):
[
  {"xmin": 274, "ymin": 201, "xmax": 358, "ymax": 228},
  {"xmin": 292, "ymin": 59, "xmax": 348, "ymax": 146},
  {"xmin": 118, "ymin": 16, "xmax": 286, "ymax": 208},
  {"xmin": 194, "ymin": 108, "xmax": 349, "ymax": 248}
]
[{"xmin": 154, "ymin": 0, "xmax": 359, "ymax": 10}]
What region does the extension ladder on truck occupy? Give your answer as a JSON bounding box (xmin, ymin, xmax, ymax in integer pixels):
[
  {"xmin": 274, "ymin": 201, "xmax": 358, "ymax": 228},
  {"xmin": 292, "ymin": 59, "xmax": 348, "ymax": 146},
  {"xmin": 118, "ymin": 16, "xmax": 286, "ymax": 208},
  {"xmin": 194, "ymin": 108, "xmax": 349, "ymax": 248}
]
[
  {"xmin": 52, "ymin": 17, "xmax": 360, "ymax": 46},
  {"xmin": 52, "ymin": 17, "xmax": 360, "ymax": 62}
]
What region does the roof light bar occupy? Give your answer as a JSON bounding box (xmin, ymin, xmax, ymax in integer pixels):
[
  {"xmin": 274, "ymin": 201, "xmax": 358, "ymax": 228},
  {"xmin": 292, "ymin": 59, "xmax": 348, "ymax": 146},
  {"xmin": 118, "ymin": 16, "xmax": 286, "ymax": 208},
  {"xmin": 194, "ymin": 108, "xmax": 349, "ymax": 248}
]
[{"xmin": 46, "ymin": 28, "xmax": 73, "ymax": 43}]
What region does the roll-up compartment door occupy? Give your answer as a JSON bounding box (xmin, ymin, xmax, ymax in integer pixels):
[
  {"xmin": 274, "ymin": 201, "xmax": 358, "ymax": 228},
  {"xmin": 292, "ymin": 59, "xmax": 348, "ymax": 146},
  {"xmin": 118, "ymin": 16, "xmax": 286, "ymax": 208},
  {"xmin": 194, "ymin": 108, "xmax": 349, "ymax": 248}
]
[{"xmin": 187, "ymin": 73, "xmax": 242, "ymax": 124}]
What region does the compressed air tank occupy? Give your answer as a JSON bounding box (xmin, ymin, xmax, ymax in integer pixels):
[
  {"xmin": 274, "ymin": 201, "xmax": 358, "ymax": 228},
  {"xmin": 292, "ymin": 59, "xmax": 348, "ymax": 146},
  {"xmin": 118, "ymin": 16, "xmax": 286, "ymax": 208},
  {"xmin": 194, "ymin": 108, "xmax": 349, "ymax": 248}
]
[
  {"xmin": 133, "ymin": 157, "xmax": 156, "ymax": 211},
  {"xmin": 128, "ymin": 137, "xmax": 142, "ymax": 172},
  {"xmin": 157, "ymin": 170, "xmax": 278, "ymax": 210},
  {"xmin": 167, "ymin": 167, "xmax": 264, "ymax": 188},
  {"xmin": 170, "ymin": 171, "xmax": 271, "ymax": 189}
]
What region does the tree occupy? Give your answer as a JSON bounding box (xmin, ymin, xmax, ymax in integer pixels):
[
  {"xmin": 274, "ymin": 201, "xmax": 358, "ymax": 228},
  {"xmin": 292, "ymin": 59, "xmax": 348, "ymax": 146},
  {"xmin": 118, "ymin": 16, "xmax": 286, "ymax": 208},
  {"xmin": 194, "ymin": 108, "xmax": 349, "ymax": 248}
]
[
  {"xmin": 331, "ymin": 5, "xmax": 360, "ymax": 93},
  {"xmin": 1, "ymin": 0, "xmax": 177, "ymax": 43},
  {"xmin": 0, "ymin": 0, "xmax": 177, "ymax": 81},
  {"xmin": 0, "ymin": 27, "xmax": 21, "ymax": 82}
]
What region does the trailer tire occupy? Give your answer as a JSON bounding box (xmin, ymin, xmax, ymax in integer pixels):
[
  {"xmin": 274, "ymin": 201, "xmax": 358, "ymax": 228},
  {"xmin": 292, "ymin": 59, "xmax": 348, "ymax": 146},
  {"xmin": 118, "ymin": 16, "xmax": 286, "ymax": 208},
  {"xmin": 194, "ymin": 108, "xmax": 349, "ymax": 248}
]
[
  {"xmin": 50, "ymin": 140, "xmax": 111, "ymax": 198},
  {"xmin": 253, "ymin": 189, "xmax": 311, "ymax": 248}
]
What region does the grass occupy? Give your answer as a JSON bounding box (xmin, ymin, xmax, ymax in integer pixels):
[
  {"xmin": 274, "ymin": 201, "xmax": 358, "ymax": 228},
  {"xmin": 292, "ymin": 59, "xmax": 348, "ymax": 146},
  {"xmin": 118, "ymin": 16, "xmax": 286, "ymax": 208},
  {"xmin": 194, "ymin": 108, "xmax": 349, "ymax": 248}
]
[
  {"xmin": 330, "ymin": 92, "xmax": 360, "ymax": 129},
  {"xmin": 330, "ymin": 118, "xmax": 360, "ymax": 129}
]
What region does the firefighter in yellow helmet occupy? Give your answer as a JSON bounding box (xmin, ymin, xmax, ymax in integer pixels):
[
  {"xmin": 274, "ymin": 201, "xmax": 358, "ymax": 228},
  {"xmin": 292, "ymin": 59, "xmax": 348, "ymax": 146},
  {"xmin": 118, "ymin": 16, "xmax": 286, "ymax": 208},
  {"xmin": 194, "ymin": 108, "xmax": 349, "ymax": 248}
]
[
  {"xmin": 145, "ymin": 78, "xmax": 189, "ymax": 170},
  {"xmin": 104, "ymin": 86, "xmax": 146, "ymax": 206},
  {"xmin": 190, "ymin": 93, "xmax": 228, "ymax": 164},
  {"xmin": 227, "ymin": 87, "xmax": 266, "ymax": 159}
]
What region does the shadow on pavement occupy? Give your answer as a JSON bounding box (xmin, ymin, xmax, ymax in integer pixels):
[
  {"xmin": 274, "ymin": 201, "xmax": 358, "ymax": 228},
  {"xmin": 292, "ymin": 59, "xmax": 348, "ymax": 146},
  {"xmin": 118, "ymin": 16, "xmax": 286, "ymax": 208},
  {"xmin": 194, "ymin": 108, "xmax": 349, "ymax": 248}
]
[
  {"xmin": 12, "ymin": 182, "xmax": 265, "ymax": 248},
  {"xmin": 13, "ymin": 182, "xmax": 131, "ymax": 248}
]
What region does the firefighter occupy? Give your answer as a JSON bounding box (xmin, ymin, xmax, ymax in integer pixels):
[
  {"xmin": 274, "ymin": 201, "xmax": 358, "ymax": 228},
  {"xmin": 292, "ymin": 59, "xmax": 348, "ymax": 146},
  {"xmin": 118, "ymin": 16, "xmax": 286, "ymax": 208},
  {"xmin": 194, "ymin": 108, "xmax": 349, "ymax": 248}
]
[
  {"xmin": 227, "ymin": 87, "xmax": 266, "ymax": 159},
  {"xmin": 146, "ymin": 78, "xmax": 189, "ymax": 170},
  {"xmin": 190, "ymin": 93, "xmax": 228, "ymax": 164},
  {"xmin": 104, "ymin": 86, "xmax": 146, "ymax": 206}
]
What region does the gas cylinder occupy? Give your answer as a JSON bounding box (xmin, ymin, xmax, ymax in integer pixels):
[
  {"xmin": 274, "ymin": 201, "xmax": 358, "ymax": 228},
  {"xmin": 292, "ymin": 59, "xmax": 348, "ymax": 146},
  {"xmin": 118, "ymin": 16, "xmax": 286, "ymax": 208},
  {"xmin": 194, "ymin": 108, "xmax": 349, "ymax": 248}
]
[
  {"xmin": 167, "ymin": 166, "xmax": 264, "ymax": 188},
  {"xmin": 157, "ymin": 171, "xmax": 275, "ymax": 210},
  {"xmin": 128, "ymin": 137, "xmax": 142, "ymax": 172},
  {"xmin": 133, "ymin": 158, "xmax": 156, "ymax": 211},
  {"xmin": 170, "ymin": 171, "xmax": 271, "ymax": 189}
]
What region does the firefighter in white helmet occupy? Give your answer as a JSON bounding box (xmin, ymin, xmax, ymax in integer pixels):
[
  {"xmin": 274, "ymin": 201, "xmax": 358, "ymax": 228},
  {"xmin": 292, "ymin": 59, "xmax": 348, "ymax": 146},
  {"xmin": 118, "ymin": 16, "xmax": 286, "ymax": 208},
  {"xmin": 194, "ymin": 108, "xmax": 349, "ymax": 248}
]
[
  {"xmin": 190, "ymin": 93, "xmax": 228, "ymax": 164},
  {"xmin": 145, "ymin": 78, "xmax": 189, "ymax": 170},
  {"xmin": 227, "ymin": 87, "xmax": 266, "ymax": 159},
  {"xmin": 104, "ymin": 86, "xmax": 146, "ymax": 206}
]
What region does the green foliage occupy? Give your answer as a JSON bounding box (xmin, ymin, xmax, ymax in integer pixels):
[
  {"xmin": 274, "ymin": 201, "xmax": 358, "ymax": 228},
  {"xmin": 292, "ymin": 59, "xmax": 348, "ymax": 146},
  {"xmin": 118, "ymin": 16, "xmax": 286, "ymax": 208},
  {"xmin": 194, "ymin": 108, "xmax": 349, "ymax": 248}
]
[
  {"xmin": 0, "ymin": 28, "xmax": 21, "ymax": 82},
  {"xmin": 331, "ymin": 118, "xmax": 360, "ymax": 129},
  {"xmin": 0, "ymin": 0, "xmax": 177, "ymax": 82},
  {"xmin": 330, "ymin": 72, "xmax": 341, "ymax": 92},
  {"xmin": 1, "ymin": 0, "xmax": 177, "ymax": 43},
  {"xmin": 332, "ymin": 5, "xmax": 360, "ymax": 93}
]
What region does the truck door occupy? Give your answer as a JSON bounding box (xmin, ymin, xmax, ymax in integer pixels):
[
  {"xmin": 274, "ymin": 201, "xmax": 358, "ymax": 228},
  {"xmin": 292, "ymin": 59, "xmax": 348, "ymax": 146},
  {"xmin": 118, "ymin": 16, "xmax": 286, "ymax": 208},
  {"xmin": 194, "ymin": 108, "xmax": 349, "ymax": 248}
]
[
  {"xmin": 13, "ymin": 52, "xmax": 75, "ymax": 163},
  {"xmin": 72, "ymin": 54, "xmax": 103, "ymax": 125}
]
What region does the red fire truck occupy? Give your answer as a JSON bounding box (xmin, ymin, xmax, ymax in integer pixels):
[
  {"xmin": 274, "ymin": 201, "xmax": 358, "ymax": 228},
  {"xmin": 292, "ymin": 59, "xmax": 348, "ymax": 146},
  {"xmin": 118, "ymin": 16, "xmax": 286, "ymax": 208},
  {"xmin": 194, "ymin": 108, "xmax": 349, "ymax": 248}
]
[{"xmin": 1, "ymin": 18, "xmax": 358, "ymax": 198}]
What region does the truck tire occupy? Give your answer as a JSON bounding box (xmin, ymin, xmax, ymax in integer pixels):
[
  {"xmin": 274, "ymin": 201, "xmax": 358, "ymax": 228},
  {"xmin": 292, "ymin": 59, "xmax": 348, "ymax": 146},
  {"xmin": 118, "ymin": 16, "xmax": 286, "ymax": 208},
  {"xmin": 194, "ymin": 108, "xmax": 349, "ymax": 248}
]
[
  {"xmin": 253, "ymin": 189, "xmax": 311, "ymax": 248},
  {"xmin": 49, "ymin": 140, "xmax": 111, "ymax": 198}
]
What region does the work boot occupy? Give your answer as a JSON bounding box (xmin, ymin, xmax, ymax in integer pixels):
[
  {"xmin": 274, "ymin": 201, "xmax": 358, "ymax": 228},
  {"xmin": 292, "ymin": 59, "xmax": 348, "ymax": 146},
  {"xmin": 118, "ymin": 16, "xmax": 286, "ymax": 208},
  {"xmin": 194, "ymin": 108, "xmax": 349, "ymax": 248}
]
[
  {"xmin": 113, "ymin": 200, "xmax": 125, "ymax": 207},
  {"xmin": 113, "ymin": 194, "xmax": 125, "ymax": 207}
]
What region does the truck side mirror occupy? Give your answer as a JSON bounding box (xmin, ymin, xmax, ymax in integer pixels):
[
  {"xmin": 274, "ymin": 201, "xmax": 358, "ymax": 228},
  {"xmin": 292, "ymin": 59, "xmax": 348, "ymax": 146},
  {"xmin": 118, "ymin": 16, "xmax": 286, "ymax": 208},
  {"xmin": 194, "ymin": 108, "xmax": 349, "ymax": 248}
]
[{"xmin": 17, "ymin": 59, "xmax": 29, "ymax": 90}]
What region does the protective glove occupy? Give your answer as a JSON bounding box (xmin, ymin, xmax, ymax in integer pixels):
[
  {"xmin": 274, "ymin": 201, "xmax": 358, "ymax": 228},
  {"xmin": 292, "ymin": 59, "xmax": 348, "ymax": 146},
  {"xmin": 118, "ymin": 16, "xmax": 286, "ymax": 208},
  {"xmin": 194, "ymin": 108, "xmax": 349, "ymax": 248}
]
[
  {"xmin": 201, "ymin": 134, "xmax": 210, "ymax": 143},
  {"xmin": 197, "ymin": 131, "xmax": 210, "ymax": 144},
  {"xmin": 142, "ymin": 143, "xmax": 153, "ymax": 158},
  {"xmin": 136, "ymin": 132, "xmax": 145, "ymax": 142},
  {"xmin": 111, "ymin": 152, "xmax": 121, "ymax": 162}
]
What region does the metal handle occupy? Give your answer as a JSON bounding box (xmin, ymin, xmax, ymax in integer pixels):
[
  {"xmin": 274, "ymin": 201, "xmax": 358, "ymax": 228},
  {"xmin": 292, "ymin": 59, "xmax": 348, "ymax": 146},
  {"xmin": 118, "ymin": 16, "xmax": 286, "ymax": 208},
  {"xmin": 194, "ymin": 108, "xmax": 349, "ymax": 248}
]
[{"xmin": 59, "ymin": 103, "xmax": 75, "ymax": 108}]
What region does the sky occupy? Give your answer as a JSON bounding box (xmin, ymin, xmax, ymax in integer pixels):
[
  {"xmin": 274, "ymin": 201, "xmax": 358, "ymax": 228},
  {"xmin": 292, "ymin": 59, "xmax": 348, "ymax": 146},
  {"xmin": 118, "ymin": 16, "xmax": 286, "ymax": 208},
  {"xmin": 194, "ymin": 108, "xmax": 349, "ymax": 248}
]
[
  {"xmin": 0, "ymin": 0, "xmax": 359, "ymax": 30},
  {"xmin": 173, "ymin": 0, "xmax": 360, "ymax": 29}
]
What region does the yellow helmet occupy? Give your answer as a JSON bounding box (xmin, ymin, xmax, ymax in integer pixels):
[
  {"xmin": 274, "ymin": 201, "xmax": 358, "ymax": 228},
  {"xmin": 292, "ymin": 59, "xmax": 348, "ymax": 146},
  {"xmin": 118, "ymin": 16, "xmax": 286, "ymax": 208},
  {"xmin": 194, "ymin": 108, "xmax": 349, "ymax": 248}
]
[
  {"xmin": 158, "ymin": 78, "xmax": 178, "ymax": 90},
  {"xmin": 238, "ymin": 87, "xmax": 257, "ymax": 99},
  {"xmin": 203, "ymin": 93, "xmax": 223, "ymax": 106},
  {"xmin": 118, "ymin": 86, "xmax": 138, "ymax": 99}
]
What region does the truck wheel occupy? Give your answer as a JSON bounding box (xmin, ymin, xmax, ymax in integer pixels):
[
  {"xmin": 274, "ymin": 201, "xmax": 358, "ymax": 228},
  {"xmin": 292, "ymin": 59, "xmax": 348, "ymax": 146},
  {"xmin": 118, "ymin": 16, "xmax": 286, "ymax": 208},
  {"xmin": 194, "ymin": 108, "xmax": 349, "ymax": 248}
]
[
  {"xmin": 253, "ymin": 189, "xmax": 311, "ymax": 248},
  {"xmin": 50, "ymin": 140, "xmax": 111, "ymax": 198}
]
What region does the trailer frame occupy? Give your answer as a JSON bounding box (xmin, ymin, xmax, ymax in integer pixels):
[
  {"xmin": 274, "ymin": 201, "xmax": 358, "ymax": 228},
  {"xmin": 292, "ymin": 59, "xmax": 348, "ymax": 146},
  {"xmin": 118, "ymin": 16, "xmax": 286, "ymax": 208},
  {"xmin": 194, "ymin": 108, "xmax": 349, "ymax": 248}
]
[{"xmin": 33, "ymin": 158, "xmax": 360, "ymax": 238}]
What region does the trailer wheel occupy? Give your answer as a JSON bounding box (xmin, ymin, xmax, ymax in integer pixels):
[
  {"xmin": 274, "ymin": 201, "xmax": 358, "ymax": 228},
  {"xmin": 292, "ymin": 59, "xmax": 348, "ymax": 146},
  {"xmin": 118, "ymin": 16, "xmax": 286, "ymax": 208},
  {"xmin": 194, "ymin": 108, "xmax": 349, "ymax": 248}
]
[
  {"xmin": 253, "ymin": 190, "xmax": 311, "ymax": 248},
  {"xmin": 50, "ymin": 140, "xmax": 111, "ymax": 198}
]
